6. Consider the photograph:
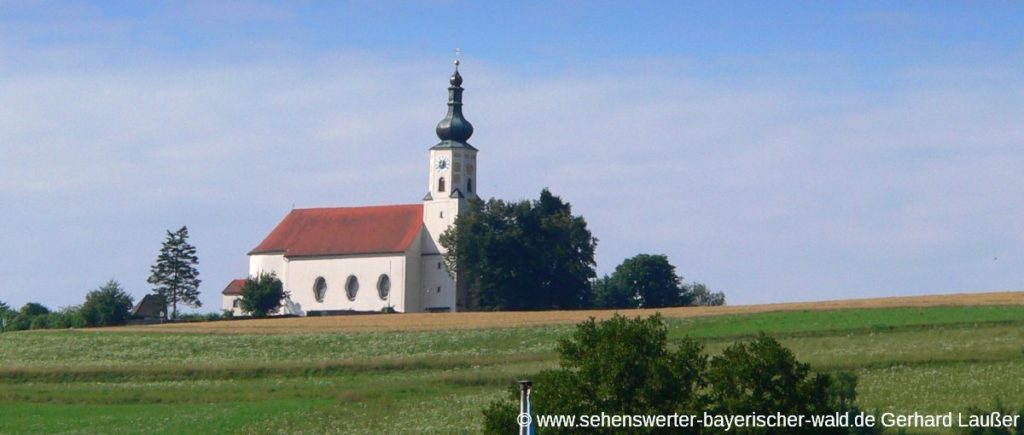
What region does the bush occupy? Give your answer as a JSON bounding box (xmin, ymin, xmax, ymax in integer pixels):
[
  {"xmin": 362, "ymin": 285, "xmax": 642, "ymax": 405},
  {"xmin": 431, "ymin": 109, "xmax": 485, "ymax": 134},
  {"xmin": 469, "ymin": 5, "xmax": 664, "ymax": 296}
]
[
  {"xmin": 706, "ymin": 333, "xmax": 847, "ymax": 420},
  {"xmin": 483, "ymin": 314, "xmax": 856, "ymax": 434},
  {"xmin": 29, "ymin": 315, "xmax": 48, "ymax": 330},
  {"xmin": 44, "ymin": 307, "xmax": 86, "ymax": 329},
  {"xmin": 46, "ymin": 312, "xmax": 71, "ymax": 329},
  {"xmin": 79, "ymin": 280, "xmax": 134, "ymax": 327},
  {"xmin": 239, "ymin": 272, "xmax": 289, "ymax": 317},
  {"xmin": 175, "ymin": 312, "xmax": 225, "ymax": 322},
  {"xmin": 9, "ymin": 314, "xmax": 31, "ymax": 331}
]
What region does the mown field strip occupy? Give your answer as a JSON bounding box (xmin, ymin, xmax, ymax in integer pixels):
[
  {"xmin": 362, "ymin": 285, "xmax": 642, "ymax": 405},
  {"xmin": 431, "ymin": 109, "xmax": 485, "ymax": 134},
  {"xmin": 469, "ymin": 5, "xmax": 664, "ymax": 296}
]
[{"xmin": 102, "ymin": 291, "xmax": 1024, "ymax": 334}]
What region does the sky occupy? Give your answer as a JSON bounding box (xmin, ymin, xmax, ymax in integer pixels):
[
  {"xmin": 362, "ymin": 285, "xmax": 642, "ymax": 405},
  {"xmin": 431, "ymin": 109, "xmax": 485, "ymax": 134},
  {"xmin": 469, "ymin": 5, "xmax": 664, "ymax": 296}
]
[{"xmin": 1, "ymin": 1, "xmax": 1023, "ymax": 311}]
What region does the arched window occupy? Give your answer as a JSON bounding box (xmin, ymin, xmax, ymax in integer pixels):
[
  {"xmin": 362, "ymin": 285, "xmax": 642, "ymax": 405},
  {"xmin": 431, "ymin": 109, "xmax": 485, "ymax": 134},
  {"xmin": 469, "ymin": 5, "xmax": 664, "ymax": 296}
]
[
  {"xmin": 467, "ymin": 177, "xmax": 473, "ymax": 193},
  {"xmin": 377, "ymin": 274, "xmax": 391, "ymax": 300},
  {"xmin": 438, "ymin": 177, "xmax": 446, "ymax": 192},
  {"xmin": 345, "ymin": 275, "xmax": 359, "ymax": 301},
  {"xmin": 313, "ymin": 277, "xmax": 327, "ymax": 302}
]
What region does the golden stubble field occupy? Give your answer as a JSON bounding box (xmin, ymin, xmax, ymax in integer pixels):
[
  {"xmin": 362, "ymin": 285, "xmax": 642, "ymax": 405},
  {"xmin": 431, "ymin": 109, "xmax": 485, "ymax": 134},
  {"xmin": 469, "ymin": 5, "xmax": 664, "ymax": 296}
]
[{"xmin": 104, "ymin": 291, "xmax": 1024, "ymax": 334}]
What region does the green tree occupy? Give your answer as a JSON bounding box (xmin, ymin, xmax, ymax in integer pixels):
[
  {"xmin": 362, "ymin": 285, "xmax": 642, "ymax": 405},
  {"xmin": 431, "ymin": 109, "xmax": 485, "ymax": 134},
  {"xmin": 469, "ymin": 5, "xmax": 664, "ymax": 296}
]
[
  {"xmin": 19, "ymin": 302, "xmax": 50, "ymax": 316},
  {"xmin": 484, "ymin": 314, "xmax": 707, "ymax": 434},
  {"xmin": 440, "ymin": 188, "xmax": 597, "ymax": 310},
  {"xmin": 706, "ymin": 333, "xmax": 851, "ymax": 432},
  {"xmin": 689, "ymin": 282, "xmax": 726, "ymax": 306},
  {"xmin": 239, "ymin": 272, "xmax": 288, "ymax": 317},
  {"xmin": 0, "ymin": 301, "xmax": 12, "ymax": 332},
  {"xmin": 591, "ymin": 274, "xmax": 634, "ymax": 309},
  {"xmin": 604, "ymin": 254, "xmax": 688, "ymax": 308},
  {"xmin": 80, "ymin": 280, "xmax": 135, "ymax": 327},
  {"xmin": 483, "ymin": 315, "xmax": 856, "ymax": 434},
  {"xmin": 147, "ymin": 226, "xmax": 201, "ymax": 319}
]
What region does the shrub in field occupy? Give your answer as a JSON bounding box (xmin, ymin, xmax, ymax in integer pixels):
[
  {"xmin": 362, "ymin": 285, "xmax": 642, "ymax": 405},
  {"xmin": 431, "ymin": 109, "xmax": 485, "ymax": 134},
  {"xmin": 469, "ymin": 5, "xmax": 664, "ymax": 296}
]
[
  {"xmin": 483, "ymin": 314, "xmax": 856, "ymax": 434},
  {"xmin": 176, "ymin": 312, "xmax": 225, "ymax": 322},
  {"xmin": 46, "ymin": 313, "xmax": 68, "ymax": 329},
  {"xmin": 239, "ymin": 272, "xmax": 289, "ymax": 317},
  {"xmin": 9, "ymin": 314, "xmax": 31, "ymax": 331},
  {"xmin": 81, "ymin": 280, "xmax": 135, "ymax": 327},
  {"xmin": 29, "ymin": 315, "xmax": 48, "ymax": 330},
  {"xmin": 705, "ymin": 333, "xmax": 845, "ymax": 419}
]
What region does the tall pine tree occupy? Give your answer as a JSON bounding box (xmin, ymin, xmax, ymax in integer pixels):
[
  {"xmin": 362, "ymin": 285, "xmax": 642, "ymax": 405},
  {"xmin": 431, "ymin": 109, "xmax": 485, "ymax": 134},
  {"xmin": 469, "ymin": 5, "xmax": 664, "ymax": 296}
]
[{"xmin": 147, "ymin": 226, "xmax": 201, "ymax": 319}]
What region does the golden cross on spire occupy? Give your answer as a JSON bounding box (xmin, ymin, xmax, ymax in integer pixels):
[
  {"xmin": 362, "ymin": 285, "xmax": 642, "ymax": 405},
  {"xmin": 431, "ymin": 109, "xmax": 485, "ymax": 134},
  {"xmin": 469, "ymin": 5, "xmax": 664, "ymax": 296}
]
[{"xmin": 454, "ymin": 47, "xmax": 462, "ymax": 67}]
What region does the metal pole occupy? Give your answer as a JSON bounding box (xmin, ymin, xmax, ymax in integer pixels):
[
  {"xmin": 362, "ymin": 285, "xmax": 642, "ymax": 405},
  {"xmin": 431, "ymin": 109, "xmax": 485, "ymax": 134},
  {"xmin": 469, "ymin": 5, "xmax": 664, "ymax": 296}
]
[{"xmin": 518, "ymin": 379, "xmax": 532, "ymax": 435}]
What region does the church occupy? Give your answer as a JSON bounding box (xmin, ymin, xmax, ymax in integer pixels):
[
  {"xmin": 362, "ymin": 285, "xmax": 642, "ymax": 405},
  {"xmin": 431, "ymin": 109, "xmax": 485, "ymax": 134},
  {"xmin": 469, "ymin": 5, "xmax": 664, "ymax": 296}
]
[{"xmin": 222, "ymin": 61, "xmax": 477, "ymax": 315}]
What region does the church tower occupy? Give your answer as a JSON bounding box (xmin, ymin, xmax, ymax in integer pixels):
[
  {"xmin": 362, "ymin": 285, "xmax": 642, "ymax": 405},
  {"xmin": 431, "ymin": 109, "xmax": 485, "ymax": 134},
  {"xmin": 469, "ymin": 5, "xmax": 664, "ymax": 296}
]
[{"xmin": 421, "ymin": 60, "xmax": 478, "ymax": 311}]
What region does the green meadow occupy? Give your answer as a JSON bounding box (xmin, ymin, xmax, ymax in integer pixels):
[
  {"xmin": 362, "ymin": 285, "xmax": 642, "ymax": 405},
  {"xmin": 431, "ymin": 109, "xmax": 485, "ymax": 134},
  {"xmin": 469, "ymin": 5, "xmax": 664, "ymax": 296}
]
[{"xmin": 1, "ymin": 305, "xmax": 1022, "ymax": 433}]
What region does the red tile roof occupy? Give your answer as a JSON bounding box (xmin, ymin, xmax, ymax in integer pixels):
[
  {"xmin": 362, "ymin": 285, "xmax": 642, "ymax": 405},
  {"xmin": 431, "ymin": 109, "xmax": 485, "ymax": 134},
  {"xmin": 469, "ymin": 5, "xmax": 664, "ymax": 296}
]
[
  {"xmin": 222, "ymin": 279, "xmax": 247, "ymax": 296},
  {"xmin": 249, "ymin": 204, "xmax": 424, "ymax": 257}
]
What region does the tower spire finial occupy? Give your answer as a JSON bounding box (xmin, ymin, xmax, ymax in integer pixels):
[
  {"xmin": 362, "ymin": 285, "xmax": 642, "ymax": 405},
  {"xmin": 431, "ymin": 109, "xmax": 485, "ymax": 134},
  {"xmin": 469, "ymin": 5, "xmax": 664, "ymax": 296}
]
[{"xmin": 435, "ymin": 55, "xmax": 473, "ymax": 144}]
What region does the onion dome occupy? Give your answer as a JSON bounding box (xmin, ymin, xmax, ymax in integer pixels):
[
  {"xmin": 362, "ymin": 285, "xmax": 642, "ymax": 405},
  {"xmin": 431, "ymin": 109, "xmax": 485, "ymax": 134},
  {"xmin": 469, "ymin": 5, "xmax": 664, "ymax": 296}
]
[{"xmin": 432, "ymin": 60, "xmax": 476, "ymax": 150}]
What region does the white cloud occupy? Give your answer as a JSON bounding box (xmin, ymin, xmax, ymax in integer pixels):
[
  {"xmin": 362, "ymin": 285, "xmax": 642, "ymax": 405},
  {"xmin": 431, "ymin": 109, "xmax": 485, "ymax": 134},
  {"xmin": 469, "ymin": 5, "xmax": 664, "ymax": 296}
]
[{"xmin": 1, "ymin": 35, "xmax": 1022, "ymax": 309}]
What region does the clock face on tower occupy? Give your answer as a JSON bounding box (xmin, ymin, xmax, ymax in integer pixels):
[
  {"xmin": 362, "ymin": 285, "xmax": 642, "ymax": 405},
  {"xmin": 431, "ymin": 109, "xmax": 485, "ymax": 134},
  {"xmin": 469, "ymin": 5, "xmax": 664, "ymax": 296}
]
[{"xmin": 434, "ymin": 156, "xmax": 451, "ymax": 171}]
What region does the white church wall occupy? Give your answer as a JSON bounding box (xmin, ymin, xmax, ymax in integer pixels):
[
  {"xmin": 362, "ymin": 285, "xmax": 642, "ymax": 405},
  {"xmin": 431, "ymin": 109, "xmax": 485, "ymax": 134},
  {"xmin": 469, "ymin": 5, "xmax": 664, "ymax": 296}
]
[
  {"xmin": 249, "ymin": 253, "xmax": 287, "ymax": 280},
  {"xmin": 402, "ymin": 232, "xmax": 424, "ymax": 313},
  {"xmin": 283, "ymin": 253, "xmax": 409, "ymax": 313},
  {"xmin": 420, "ymin": 253, "xmax": 456, "ymax": 311}
]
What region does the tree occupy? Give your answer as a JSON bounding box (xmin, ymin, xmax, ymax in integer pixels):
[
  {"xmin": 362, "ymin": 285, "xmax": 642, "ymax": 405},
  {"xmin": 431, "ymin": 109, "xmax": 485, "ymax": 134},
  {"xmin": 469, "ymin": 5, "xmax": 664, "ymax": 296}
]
[
  {"xmin": 483, "ymin": 315, "xmax": 856, "ymax": 434},
  {"xmin": 705, "ymin": 333, "xmax": 851, "ymax": 426},
  {"xmin": 147, "ymin": 226, "xmax": 201, "ymax": 319},
  {"xmin": 80, "ymin": 280, "xmax": 135, "ymax": 327},
  {"xmin": 440, "ymin": 189, "xmax": 597, "ymax": 310},
  {"xmin": 591, "ymin": 274, "xmax": 634, "ymax": 309},
  {"xmin": 689, "ymin": 282, "xmax": 726, "ymax": 306},
  {"xmin": 19, "ymin": 302, "xmax": 50, "ymax": 316},
  {"xmin": 0, "ymin": 301, "xmax": 12, "ymax": 332},
  {"xmin": 484, "ymin": 314, "xmax": 707, "ymax": 434},
  {"xmin": 596, "ymin": 254, "xmax": 687, "ymax": 308},
  {"xmin": 239, "ymin": 272, "xmax": 288, "ymax": 317}
]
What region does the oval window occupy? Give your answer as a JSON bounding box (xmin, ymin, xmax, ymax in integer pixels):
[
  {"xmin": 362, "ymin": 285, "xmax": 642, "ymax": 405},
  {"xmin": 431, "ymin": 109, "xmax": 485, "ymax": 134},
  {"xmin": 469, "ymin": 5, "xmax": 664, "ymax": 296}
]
[
  {"xmin": 377, "ymin": 274, "xmax": 391, "ymax": 300},
  {"xmin": 345, "ymin": 275, "xmax": 359, "ymax": 301},
  {"xmin": 313, "ymin": 277, "xmax": 327, "ymax": 302}
]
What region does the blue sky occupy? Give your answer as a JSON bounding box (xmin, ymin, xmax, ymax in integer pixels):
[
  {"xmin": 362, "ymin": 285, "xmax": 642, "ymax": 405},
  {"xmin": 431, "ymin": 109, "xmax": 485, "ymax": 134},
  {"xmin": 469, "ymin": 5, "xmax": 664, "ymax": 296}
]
[{"xmin": 1, "ymin": 1, "xmax": 1023, "ymax": 311}]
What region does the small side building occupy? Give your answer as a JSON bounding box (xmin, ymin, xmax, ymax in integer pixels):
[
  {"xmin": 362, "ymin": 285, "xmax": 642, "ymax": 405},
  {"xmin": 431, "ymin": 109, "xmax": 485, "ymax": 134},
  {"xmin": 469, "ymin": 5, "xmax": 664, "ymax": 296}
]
[{"xmin": 128, "ymin": 294, "xmax": 167, "ymax": 324}]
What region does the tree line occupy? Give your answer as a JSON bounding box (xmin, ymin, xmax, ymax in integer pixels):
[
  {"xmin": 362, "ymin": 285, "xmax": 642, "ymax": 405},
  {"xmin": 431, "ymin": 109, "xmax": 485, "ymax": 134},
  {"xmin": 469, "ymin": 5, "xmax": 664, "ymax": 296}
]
[
  {"xmin": 0, "ymin": 226, "xmax": 204, "ymax": 331},
  {"xmin": 441, "ymin": 189, "xmax": 726, "ymax": 311}
]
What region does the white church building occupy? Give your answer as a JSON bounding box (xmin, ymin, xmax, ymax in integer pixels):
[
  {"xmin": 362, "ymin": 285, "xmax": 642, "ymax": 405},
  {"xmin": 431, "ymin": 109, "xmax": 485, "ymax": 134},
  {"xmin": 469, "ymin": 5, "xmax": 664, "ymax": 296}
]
[{"xmin": 222, "ymin": 62, "xmax": 477, "ymax": 315}]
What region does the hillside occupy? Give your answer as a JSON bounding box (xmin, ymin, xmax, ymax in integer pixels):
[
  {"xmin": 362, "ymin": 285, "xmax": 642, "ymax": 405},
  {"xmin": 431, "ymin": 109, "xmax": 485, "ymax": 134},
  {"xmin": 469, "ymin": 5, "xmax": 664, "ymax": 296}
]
[{"xmin": 2, "ymin": 294, "xmax": 1023, "ymax": 433}]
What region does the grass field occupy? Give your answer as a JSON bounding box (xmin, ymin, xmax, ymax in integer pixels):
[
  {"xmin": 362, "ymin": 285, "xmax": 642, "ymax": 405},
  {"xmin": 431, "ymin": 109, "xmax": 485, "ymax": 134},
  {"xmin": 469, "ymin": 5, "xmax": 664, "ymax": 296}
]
[{"xmin": 1, "ymin": 293, "xmax": 1022, "ymax": 433}]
